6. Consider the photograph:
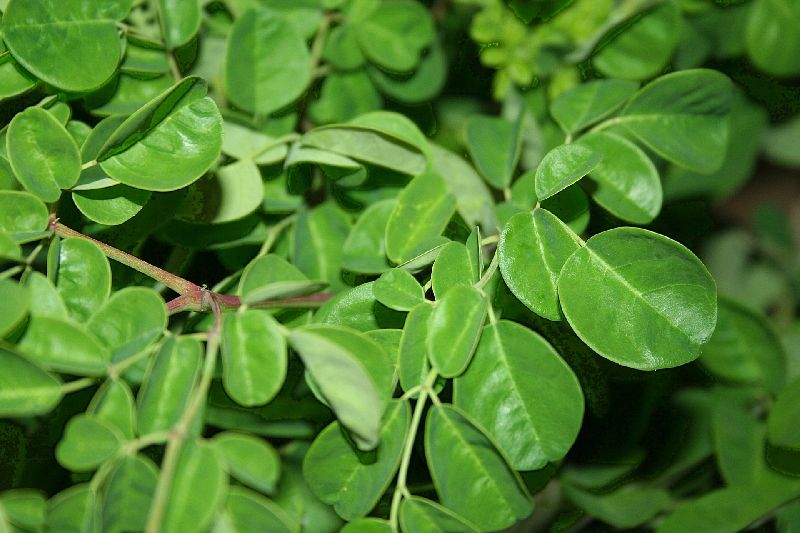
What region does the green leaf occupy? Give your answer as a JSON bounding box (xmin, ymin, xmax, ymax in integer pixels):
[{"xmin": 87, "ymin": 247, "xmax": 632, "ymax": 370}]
[
  {"xmin": 712, "ymin": 398, "xmax": 765, "ymax": 485},
  {"xmin": 98, "ymin": 77, "xmax": 223, "ymax": 191},
  {"xmin": 746, "ymin": 0, "xmax": 800, "ymax": 77},
  {"xmin": 340, "ymin": 518, "xmax": 392, "ymax": 532},
  {"xmin": 399, "ymin": 496, "xmax": 480, "ymax": 532},
  {"xmin": 0, "ymin": 191, "xmax": 49, "ymax": 240},
  {"xmin": 177, "ymin": 160, "xmax": 264, "ymax": 224},
  {"xmin": 46, "ymin": 484, "xmax": 97, "ymax": 532},
  {"xmin": 225, "ymin": 7, "xmax": 312, "ymax": 115},
  {"xmin": 87, "ymin": 379, "xmax": 137, "ymax": 440},
  {"xmin": 158, "ymin": 0, "xmax": 201, "ymax": 49},
  {"xmin": 0, "ymin": 490, "xmax": 46, "ymax": 532},
  {"xmin": 398, "ymin": 302, "xmax": 436, "ymax": 396},
  {"xmin": 430, "ymin": 143, "xmax": 498, "ymax": 233},
  {"xmin": 101, "ymin": 454, "xmax": 158, "ymax": 533},
  {"xmin": 56, "ymin": 237, "xmax": 111, "ymax": 323},
  {"xmin": 0, "ymin": 348, "xmax": 62, "ymax": 417},
  {"xmin": 576, "ymin": 132, "xmax": 662, "ymax": 224},
  {"xmin": 25, "ymin": 272, "xmax": 68, "ymax": 319},
  {"xmin": 121, "ymin": 43, "xmax": 171, "ymax": 78},
  {"xmin": 289, "ymin": 324, "xmax": 388, "ymax": 450},
  {"xmin": 373, "ymin": 269, "xmax": 425, "ymax": 311},
  {"xmin": 354, "ymin": 0, "xmax": 434, "ymax": 72},
  {"xmin": 221, "ymin": 310, "xmax": 287, "ymax": 407},
  {"xmin": 564, "ymin": 484, "xmax": 671, "ymax": 529},
  {"xmin": 342, "ymin": 199, "xmax": 395, "ymax": 274},
  {"xmin": 768, "ymin": 378, "xmax": 800, "ymax": 450},
  {"xmin": 0, "ymin": 230, "xmax": 21, "ymax": 260},
  {"xmin": 427, "ymin": 285, "xmax": 486, "ymax": 378},
  {"xmin": 431, "ymin": 242, "xmax": 477, "ymax": 299},
  {"xmin": 2, "ymin": 0, "xmax": 126, "ymax": 92},
  {"xmin": 0, "ymin": 279, "xmax": 29, "ymax": 337},
  {"xmin": 617, "ymin": 69, "xmax": 733, "ymax": 173},
  {"xmin": 313, "ymin": 282, "xmax": 405, "ymax": 332},
  {"xmin": 160, "ymin": 439, "xmax": 228, "ymax": 533},
  {"xmin": 239, "ymin": 254, "xmax": 325, "ymax": 303},
  {"xmin": 535, "ymin": 144, "xmax": 601, "ymax": 201},
  {"xmin": 222, "ymin": 121, "xmax": 288, "ymax": 164},
  {"xmin": 55, "ymin": 414, "xmax": 123, "ymax": 472},
  {"xmin": 303, "ymin": 400, "xmax": 409, "ymax": 520},
  {"xmin": 385, "ymin": 172, "xmax": 456, "ymax": 264},
  {"xmin": 699, "ymin": 298, "xmax": 785, "ymax": 393},
  {"xmin": 558, "ymin": 227, "xmax": 717, "ymax": 370},
  {"xmin": 72, "ymin": 185, "xmax": 152, "ymax": 226},
  {"xmin": 293, "ymin": 203, "xmax": 351, "ymax": 291},
  {"xmin": 0, "ymin": 57, "xmax": 38, "ymax": 101},
  {"xmin": 309, "ymin": 71, "xmax": 383, "ymax": 125},
  {"xmin": 137, "ymin": 336, "xmax": 202, "ymax": 435},
  {"xmin": 593, "ymin": 2, "xmax": 681, "ymax": 81},
  {"xmin": 19, "ymin": 316, "xmax": 110, "ymax": 376},
  {"xmin": 323, "ymin": 24, "xmax": 364, "ymax": 70},
  {"xmin": 465, "ymin": 116, "xmax": 522, "ymax": 190},
  {"xmin": 213, "ymin": 432, "xmax": 281, "ymax": 495},
  {"xmin": 550, "ymin": 79, "xmax": 638, "ymax": 134},
  {"xmin": 214, "ymin": 487, "xmax": 298, "ymax": 533},
  {"xmin": 499, "ymin": 209, "xmax": 582, "ymax": 321},
  {"xmin": 455, "ymin": 320, "xmax": 584, "ymax": 470},
  {"xmin": 7, "ymin": 107, "xmax": 81, "ymax": 202},
  {"xmin": 87, "ymin": 287, "xmax": 166, "ymax": 363},
  {"xmin": 368, "ymin": 38, "xmax": 446, "ymax": 104},
  {"xmin": 425, "ymin": 404, "xmax": 532, "ymax": 531}
]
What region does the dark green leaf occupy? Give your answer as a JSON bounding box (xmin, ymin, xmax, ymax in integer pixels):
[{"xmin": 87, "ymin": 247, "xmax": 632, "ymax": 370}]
[
  {"xmin": 746, "ymin": 0, "xmax": 800, "ymax": 77},
  {"xmin": 564, "ymin": 484, "xmax": 671, "ymax": 529},
  {"xmin": 342, "ymin": 199, "xmax": 395, "ymax": 274},
  {"xmin": 214, "ymin": 487, "xmax": 299, "ymax": 533},
  {"xmin": 101, "ymin": 454, "xmax": 158, "ymax": 533},
  {"xmin": 550, "ymin": 79, "xmax": 638, "ymax": 134},
  {"xmin": 768, "ymin": 379, "xmax": 800, "ymax": 450}
]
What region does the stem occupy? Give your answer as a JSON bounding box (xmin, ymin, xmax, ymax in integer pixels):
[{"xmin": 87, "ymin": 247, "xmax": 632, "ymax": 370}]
[
  {"xmin": 258, "ymin": 214, "xmax": 297, "ymax": 257},
  {"xmin": 309, "ymin": 13, "xmax": 333, "ymax": 74},
  {"xmin": 50, "ymin": 217, "xmax": 199, "ymax": 295},
  {"xmin": 145, "ymin": 296, "xmax": 223, "ymax": 533},
  {"xmin": 61, "ymin": 377, "xmax": 96, "ymax": 394},
  {"xmin": 588, "ymin": 116, "xmax": 623, "ymax": 134},
  {"xmin": 389, "ymin": 369, "xmax": 439, "ymax": 531}
]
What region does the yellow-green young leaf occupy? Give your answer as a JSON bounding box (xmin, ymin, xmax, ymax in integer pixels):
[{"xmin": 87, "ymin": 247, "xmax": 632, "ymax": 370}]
[
  {"xmin": 293, "ymin": 202, "xmax": 352, "ymax": 291},
  {"xmin": 87, "ymin": 379, "xmax": 136, "ymax": 440},
  {"xmin": 56, "ymin": 237, "xmax": 111, "ymax": 323},
  {"xmin": 0, "ymin": 490, "xmax": 46, "ymax": 532},
  {"xmin": 454, "ymin": 321, "xmax": 584, "ymax": 470},
  {"xmin": 341, "ymin": 518, "xmax": 392, "ymax": 532},
  {"xmin": 221, "ymin": 310, "xmax": 287, "ymax": 407},
  {"xmin": 699, "ymin": 298, "xmax": 785, "ymax": 393},
  {"xmin": 373, "ymin": 269, "xmax": 424, "ymax": 311},
  {"xmin": 213, "ymin": 432, "xmax": 281, "ymax": 495},
  {"xmin": 46, "ymin": 485, "xmax": 97, "ymax": 532},
  {"xmin": 88, "ymin": 287, "xmax": 166, "ymax": 364},
  {"xmin": 225, "ymin": 8, "xmax": 311, "ymax": 115},
  {"xmin": 158, "ymin": 0, "xmax": 201, "ymax": 49},
  {"xmin": 617, "ymin": 69, "xmax": 734, "ymax": 173},
  {"xmin": 425, "ymin": 405, "xmax": 532, "ymax": 531},
  {"xmin": 0, "ymin": 348, "xmax": 62, "ymax": 417},
  {"xmin": 427, "ymin": 285, "xmax": 486, "ymax": 378},
  {"xmin": 18, "ymin": 316, "xmax": 110, "ymax": 376},
  {"xmin": 2, "ymin": 0, "xmax": 126, "ymax": 92},
  {"xmin": 342, "ymin": 199, "xmax": 395, "ymax": 274},
  {"xmin": 399, "ymin": 302, "xmax": 435, "ymax": 396},
  {"xmin": 98, "ymin": 77, "xmax": 223, "ymax": 191},
  {"xmin": 354, "ymin": 0, "xmax": 434, "ymax": 72},
  {"xmin": 399, "ymin": 496, "xmax": 481, "ymax": 533},
  {"xmin": 535, "ymin": 144, "xmax": 601, "ymax": 201},
  {"xmin": 55, "ymin": 415, "xmax": 124, "ymax": 472},
  {"xmin": 72, "ymin": 185, "xmax": 151, "ymax": 226},
  {"xmin": 303, "ymin": 400, "xmax": 409, "ymax": 520},
  {"xmin": 465, "ymin": 116, "xmax": 523, "ymax": 190},
  {"xmin": 7, "ymin": 107, "xmax": 81, "ymax": 202},
  {"xmin": 564, "ymin": 484, "xmax": 671, "ymax": 529},
  {"xmin": 768, "ymin": 379, "xmax": 800, "ymax": 450},
  {"xmin": 159, "ymin": 440, "xmax": 228, "ymax": 533},
  {"xmin": 385, "ymin": 172, "xmax": 456, "ymax": 264},
  {"xmin": 431, "ymin": 242, "xmax": 476, "ymax": 300},
  {"xmin": 0, "ymin": 191, "xmax": 49, "ymax": 241},
  {"xmin": 558, "ymin": 228, "xmax": 717, "ymax": 370},
  {"xmin": 101, "ymin": 454, "xmax": 158, "ymax": 533},
  {"xmin": 592, "ymin": 1, "xmax": 680, "ymax": 81},
  {"xmin": 499, "ymin": 209, "xmax": 583, "ymax": 321},
  {"xmin": 25, "ymin": 272, "xmax": 68, "ymax": 319},
  {"xmin": 289, "ymin": 325, "xmax": 387, "ymax": 450},
  {"xmin": 576, "ymin": 132, "xmax": 662, "ymax": 225},
  {"xmin": 550, "ymin": 79, "xmax": 638, "ymax": 134},
  {"xmin": 746, "ymin": 0, "xmax": 800, "ymax": 77},
  {"xmin": 137, "ymin": 337, "xmax": 202, "ymax": 435},
  {"xmin": 213, "ymin": 487, "xmax": 299, "ymax": 533},
  {"xmin": 0, "ymin": 279, "xmax": 29, "ymax": 337}
]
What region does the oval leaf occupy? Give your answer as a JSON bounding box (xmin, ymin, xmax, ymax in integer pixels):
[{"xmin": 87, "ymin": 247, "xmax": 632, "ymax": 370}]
[
  {"xmin": 56, "ymin": 237, "xmax": 111, "ymax": 323},
  {"xmin": 19, "ymin": 316, "xmax": 110, "ymax": 376},
  {"xmin": 213, "ymin": 432, "xmax": 281, "ymax": 495},
  {"xmin": 550, "ymin": 79, "xmax": 638, "ymax": 134},
  {"xmin": 535, "ymin": 144, "xmax": 601, "ymax": 201},
  {"xmin": 56, "ymin": 415, "xmax": 123, "ymax": 472},
  {"xmin": 427, "ymin": 285, "xmax": 487, "ymax": 378},
  {"xmin": 373, "ymin": 269, "xmax": 425, "ymax": 311},
  {"xmin": 0, "ymin": 348, "xmax": 63, "ymax": 417}
]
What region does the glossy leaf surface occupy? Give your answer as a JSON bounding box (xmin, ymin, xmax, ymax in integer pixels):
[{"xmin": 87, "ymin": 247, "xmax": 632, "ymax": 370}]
[
  {"xmin": 550, "ymin": 79, "xmax": 638, "ymax": 134},
  {"xmin": 535, "ymin": 144, "xmax": 601, "ymax": 201},
  {"xmin": 427, "ymin": 285, "xmax": 487, "ymax": 378}
]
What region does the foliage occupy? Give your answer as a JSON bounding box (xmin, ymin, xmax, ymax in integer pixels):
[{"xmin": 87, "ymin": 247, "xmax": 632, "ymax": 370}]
[{"xmin": 1, "ymin": 0, "xmax": 799, "ymax": 531}]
